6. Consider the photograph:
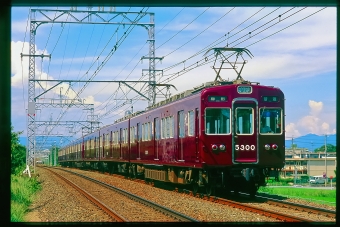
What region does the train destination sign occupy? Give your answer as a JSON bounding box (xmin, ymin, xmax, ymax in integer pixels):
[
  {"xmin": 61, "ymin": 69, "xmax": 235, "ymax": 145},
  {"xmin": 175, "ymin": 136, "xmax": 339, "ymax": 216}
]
[
  {"xmin": 237, "ymin": 86, "xmax": 252, "ymax": 94},
  {"xmin": 208, "ymin": 96, "xmax": 228, "ymax": 102},
  {"xmin": 262, "ymin": 96, "xmax": 279, "ymax": 102}
]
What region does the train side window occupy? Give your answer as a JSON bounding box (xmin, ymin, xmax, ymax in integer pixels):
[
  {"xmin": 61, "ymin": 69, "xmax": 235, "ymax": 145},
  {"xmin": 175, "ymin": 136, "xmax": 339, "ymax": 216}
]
[
  {"xmin": 178, "ymin": 110, "xmax": 185, "ymax": 138},
  {"xmin": 114, "ymin": 131, "xmax": 118, "ymax": 144},
  {"xmin": 161, "ymin": 116, "xmax": 174, "ymax": 138},
  {"xmin": 188, "ymin": 110, "xmax": 195, "ymax": 136},
  {"xmin": 236, "ymin": 108, "xmax": 253, "ymax": 135},
  {"xmin": 205, "ymin": 108, "xmax": 231, "ymax": 135},
  {"xmin": 166, "ymin": 117, "xmax": 170, "ymax": 138},
  {"xmin": 161, "ymin": 118, "xmax": 165, "ymax": 139},
  {"xmin": 155, "ymin": 118, "xmax": 160, "ymax": 140},
  {"xmin": 149, "ymin": 122, "xmax": 153, "ymax": 141},
  {"xmin": 137, "ymin": 123, "xmax": 141, "ymax": 141},
  {"xmin": 130, "ymin": 127, "xmax": 134, "ymax": 143},
  {"xmin": 170, "ymin": 116, "xmax": 174, "ymax": 138},
  {"xmin": 259, "ymin": 108, "xmax": 282, "ymax": 134},
  {"xmin": 142, "ymin": 123, "xmax": 145, "ymax": 141}
]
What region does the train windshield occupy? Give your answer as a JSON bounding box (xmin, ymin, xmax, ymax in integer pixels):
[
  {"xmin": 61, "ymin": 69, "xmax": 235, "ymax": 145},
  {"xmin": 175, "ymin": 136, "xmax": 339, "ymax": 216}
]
[
  {"xmin": 235, "ymin": 107, "xmax": 254, "ymax": 135},
  {"xmin": 205, "ymin": 108, "xmax": 231, "ymax": 135},
  {"xmin": 259, "ymin": 108, "xmax": 283, "ymax": 134}
]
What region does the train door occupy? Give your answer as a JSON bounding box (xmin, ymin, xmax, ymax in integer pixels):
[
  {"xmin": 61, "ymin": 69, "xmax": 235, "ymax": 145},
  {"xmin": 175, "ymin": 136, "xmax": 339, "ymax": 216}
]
[
  {"xmin": 154, "ymin": 117, "xmax": 160, "ymax": 160},
  {"xmin": 185, "ymin": 109, "xmax": 199, "ymax": 162},
  {"xmin": 232, "ymin": 98, "xmax": 258, "ymax": 163}
]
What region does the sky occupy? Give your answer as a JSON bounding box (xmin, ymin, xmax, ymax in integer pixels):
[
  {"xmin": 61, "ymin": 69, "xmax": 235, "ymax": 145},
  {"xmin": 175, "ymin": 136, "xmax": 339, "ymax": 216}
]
[{"xmin": 10, "ymin": 6, "xmax": 336, "ymax": 149}]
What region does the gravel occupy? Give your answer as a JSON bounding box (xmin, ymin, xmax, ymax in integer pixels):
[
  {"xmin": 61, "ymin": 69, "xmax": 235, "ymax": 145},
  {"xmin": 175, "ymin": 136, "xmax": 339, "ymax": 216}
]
[{"xmin": 25, "ymin": 167, "xmax": 335, "ymax": 222}]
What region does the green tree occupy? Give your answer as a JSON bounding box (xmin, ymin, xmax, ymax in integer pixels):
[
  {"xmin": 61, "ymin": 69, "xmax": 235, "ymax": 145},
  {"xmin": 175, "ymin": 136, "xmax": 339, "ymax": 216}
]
[
  {"xmin": 314, "ymin": 144, "xmax": 336, "ymax": 152},
  {"xmin": 11, "ymin": 126, "xmax": 26, "ymax": 174}
]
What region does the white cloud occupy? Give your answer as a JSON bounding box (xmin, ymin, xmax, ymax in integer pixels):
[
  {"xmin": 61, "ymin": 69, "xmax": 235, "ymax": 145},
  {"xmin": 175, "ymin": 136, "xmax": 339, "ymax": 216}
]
[
  {"xmin": 11, "ymin": 41, "xmax": 50, "ymax": 87},
  {"xmin": 285, "ymin": 123, "xmax": 301, "ymax": 138},
  {"xmin": 286, "ymin": 100, "xmax": 335, "ymax": 136},
  {"xmin": 308, "ymin": 100, "xmax": 323, "ymax": 115}
]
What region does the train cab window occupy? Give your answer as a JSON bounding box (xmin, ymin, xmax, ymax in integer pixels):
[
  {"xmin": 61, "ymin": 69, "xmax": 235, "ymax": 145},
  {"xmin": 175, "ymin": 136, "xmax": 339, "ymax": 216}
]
[
  {"xmin": 235, "ymin": 108, "xmax": 253, "ymax": 135},
  {"xmin": 259, "ymin": 108, "xmax": 282, "ymax": 134},
  {"xmin": 205, "ymin": 108, "xmax": 231, "ymax": 135}
]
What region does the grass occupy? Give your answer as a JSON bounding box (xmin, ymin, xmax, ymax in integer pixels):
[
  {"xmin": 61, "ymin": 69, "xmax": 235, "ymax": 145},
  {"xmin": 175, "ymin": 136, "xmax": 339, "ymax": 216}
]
[
  {"xmin": 258, "ymin": 186, "xmax": 336, "ymax": 207},
  {"xmin": 11, "ymin": 174, "xmax": 42, "ymax": 222}
]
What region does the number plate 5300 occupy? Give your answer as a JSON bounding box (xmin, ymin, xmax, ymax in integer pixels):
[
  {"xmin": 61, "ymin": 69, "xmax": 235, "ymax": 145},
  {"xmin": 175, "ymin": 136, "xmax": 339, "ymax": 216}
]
[{"xmin": 235, "ymin": 144, "xmax": 256, "ymax": 151}]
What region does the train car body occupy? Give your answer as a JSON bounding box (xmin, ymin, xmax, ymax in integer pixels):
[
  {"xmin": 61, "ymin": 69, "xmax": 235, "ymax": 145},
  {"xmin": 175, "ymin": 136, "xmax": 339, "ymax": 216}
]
[
  {"xmin": 59, "ymin": 81, "xmax": 285, "ymax": 196},
  {"xmin": 59, "ymin": 48, "xmax": 285, "ymax": 196}
]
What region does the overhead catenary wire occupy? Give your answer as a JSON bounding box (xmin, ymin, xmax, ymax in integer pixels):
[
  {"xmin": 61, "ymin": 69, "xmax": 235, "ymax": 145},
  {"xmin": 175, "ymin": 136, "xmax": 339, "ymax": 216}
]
[
  {"xmin": 157, "ymin": 7, "xmax": 313, "ymax": 87},
  {"xmin": 98, "ymin": 7, "xmax": 238, "ymax": 117},
  {"xmin": 99, "ymin": 7, "xmax": 300, "ymax": 121},
  {"xmin": 38, "ymin": 8, "xmax": 149, "ymax": 146},
  {"xmin": 33, "ymin": 7, "xmax": 330, "ymax": 146}
]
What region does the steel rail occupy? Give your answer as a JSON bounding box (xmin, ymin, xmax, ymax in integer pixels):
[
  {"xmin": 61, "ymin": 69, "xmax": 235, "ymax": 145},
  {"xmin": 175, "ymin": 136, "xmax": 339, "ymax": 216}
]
[
  {"xmin": 256, "ymin": 195, "xmax": 336, "ymax": 219},
  {"xmin": 45, "ymin": 168, "xmax": 128, "ymax": 222},
  {"xmin": 177, "ymin": 189, "xmax": 335, "ymax": 222},
  {"xmin": 58, "ymin": 168, "xmax": 199, "ymax": 222},
  {"xmin": 200, "ymin": 196, "xmax": 313, "ymax": 222},
  {"xmin": 97, "ymin": 170, "xmax": 320, "ymax": 222}
]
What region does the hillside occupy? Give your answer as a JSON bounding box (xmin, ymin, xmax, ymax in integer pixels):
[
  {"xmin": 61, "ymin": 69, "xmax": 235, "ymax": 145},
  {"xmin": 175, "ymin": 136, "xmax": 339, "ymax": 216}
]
[{"xmin": 285, "ymin": 134, "xmax": 336, "ymax": 152}]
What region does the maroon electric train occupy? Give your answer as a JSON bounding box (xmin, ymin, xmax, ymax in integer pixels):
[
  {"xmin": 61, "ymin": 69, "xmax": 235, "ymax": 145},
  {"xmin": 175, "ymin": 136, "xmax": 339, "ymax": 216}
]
[{"xmin": 58, "ymin": 48, "xmax": 285, "ymax": 196}]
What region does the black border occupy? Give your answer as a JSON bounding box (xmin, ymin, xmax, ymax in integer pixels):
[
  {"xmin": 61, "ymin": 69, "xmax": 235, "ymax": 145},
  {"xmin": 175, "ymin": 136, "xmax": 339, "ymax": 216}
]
[{"xmin": 2, "ymin": 0, "xmax": 339, "ymax": 225}]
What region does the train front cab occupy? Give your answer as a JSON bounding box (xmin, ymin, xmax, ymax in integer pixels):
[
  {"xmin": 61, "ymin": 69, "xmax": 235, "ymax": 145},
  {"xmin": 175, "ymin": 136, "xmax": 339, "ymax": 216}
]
[
  {"xmin": 230, "ymin": 97, "xmax": 284, "ymax": 196},
  {"xmin": 200, "ymin": 85, "xmax": 284, "ymax": 197}
]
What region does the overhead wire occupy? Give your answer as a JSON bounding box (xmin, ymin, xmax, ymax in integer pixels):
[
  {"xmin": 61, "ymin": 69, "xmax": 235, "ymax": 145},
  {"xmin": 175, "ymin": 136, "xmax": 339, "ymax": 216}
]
[
  {"xmin": 98, "ymin": 7, "xmax": 286, "ymax": 121},
  {"xmin": 157, "ymin": 7, "xmax": 311, "ymax": 86},
  {"xmin": 99, "ymin": 7, "xmax": 274, "ymax": 121},
  {"xmin": 99, "ymin": 7, "xmax": 232, "ymax": 119},
  {"xmin": 43, "ymin": 8, "xmax": 149, "ymax": 140},
  {"xmin": 155, "ymin": 7, "xmax": 210, "ymax": 50},
  {"xmin": 158, "ymin": 7, "xmax": 285, "ymax": 79}
]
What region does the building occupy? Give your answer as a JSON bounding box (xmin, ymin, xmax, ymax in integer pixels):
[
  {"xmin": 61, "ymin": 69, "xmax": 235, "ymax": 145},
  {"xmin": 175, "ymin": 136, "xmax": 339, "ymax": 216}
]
[{"xmin": 282, "ymin": 148, "xmax": 337, "ymax": 178}]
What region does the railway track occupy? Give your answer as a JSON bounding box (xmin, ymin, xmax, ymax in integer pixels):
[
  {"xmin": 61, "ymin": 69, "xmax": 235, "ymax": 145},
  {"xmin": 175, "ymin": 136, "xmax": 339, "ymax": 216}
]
[
  {"xmin": 59, "ymin": 167, "xmax": 335, "ymax": 222},
  {"xmin": 105, "ymin": 170, "xmax": 335, "ymax": 222},
  {"xmin": 47, "ymin": 167, "xmax": 199, "ymax": 222},
  {"xmin": 174, "ymin": 188, "xmax": 336, "ymax": 222},
  {"xmin": 105, "ymin": 170, "xmax": 336, "ymax": 222},
  {"xmin": 45, "ymin": 167, "xmax": 125, "ymax": 222}
]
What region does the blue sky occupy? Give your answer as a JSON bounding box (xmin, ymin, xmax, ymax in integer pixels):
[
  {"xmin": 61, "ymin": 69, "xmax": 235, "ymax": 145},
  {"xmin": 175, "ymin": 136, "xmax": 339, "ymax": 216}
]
[{"xmin": 10, "ymin": 6, "xmax": 336, "ymax": 148}]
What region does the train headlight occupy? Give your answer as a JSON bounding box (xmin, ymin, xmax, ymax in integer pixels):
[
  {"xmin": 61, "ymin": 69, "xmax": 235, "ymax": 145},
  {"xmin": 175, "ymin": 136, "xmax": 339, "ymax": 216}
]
[
  {"xmin": 272, "ymin": 144, "xmax": 278, "ymax": 150},
  {"xmin": 212, "ymin": 144, "xmax": 218, "ymax": 151},
  {"xmin": 219, "ymin": 144, "xmax": 226, "ymax": 151},
  {"xmin": 264, "ymin": 144, "xmax": 270, "ymax": 150}
]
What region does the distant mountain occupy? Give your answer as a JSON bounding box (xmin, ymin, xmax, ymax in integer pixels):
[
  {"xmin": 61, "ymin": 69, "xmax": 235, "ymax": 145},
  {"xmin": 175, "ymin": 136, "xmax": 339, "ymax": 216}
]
[{"xmin": 285, "ymin": 133, "xmax": 336, "ymax": 152}]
